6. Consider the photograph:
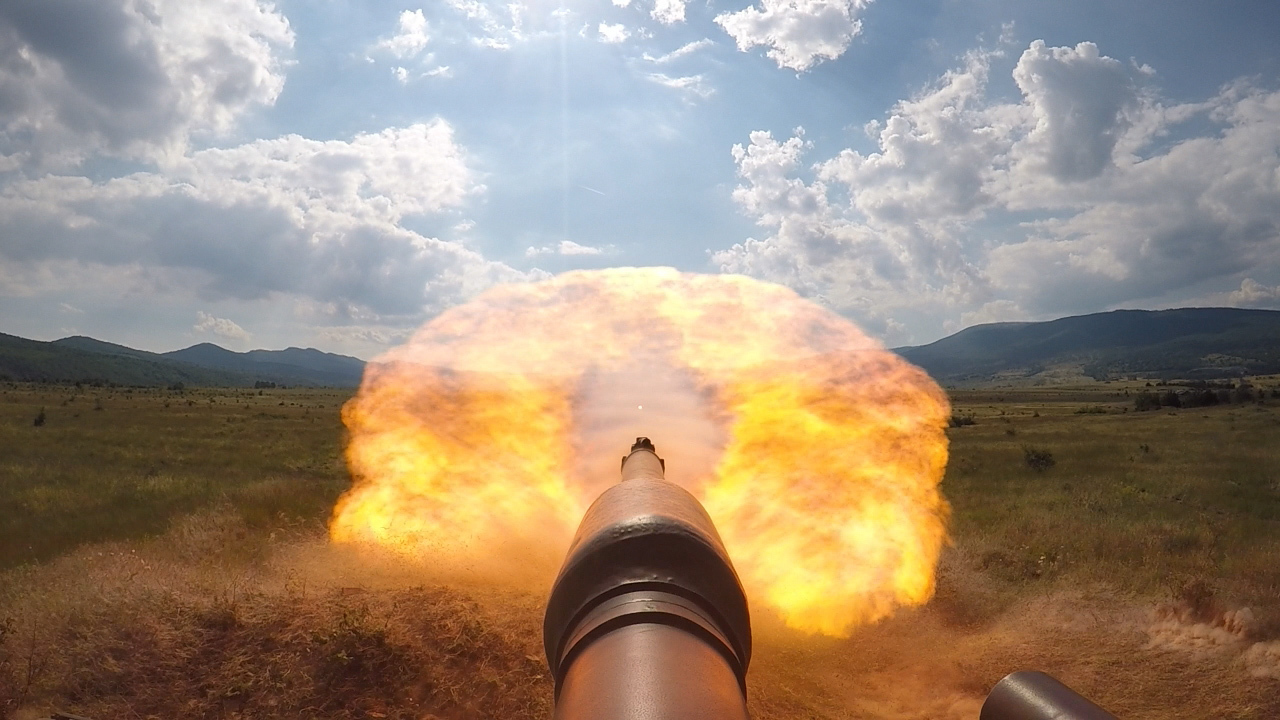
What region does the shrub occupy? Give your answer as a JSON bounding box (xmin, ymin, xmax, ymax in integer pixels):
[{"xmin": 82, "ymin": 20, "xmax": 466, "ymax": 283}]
[
  {"xmin": 949, "ymin": 414, "xmax": 976, "ymax": 427},
  {"xmin": 1134, "ymin": 392, "xmax": 1162, "ymax": 411},
  {"xmin": 1023, "ymin": 445, "xmax": 1056, "ymax": 472},
  {"xmin": 33, "ymin": 408, "xmax": 46, "ymax": 427},
  {"xmin": 1160, "ymin": 390, "xmax": 1181, "ymax": 408},
  {"xmin": 1075, "ymin": 405, "xmax": 1107, "ymax": 414},
  {"xmin": 1182, "ymin": 389, "xmax": 1218, "ymax": 408}
]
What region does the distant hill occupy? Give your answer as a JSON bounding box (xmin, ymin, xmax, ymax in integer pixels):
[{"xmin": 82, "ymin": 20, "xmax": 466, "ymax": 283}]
[
  {"xmin": 162, "ymin": 343, "xmax": 365, "ymax": 387},
  {"xmin": 895, "ymin": 307, "xmax": 1280, "ymax": 384},
  {"xmin": 0, "ymin": 333, "xmax": 366, "ymax": 387}
]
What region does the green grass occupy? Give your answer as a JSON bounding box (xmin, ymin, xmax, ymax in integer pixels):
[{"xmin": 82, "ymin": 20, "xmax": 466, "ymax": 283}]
[
  {"xmin": 4, "ymin": 380, "xmax": 1279, "ymax": 606},
  {"xmin": 0, "ymin": 383, "xmax": 352, "ymax": 569},
  {"xmin": 943, "ymin": 388, "xmax": 1280, "ymax": 612}
]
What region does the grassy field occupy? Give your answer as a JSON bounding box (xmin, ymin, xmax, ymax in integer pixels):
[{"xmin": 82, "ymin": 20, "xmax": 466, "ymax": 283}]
[
  {"xmin": 2, "ymin": 380, "xmax": 1279, "ymax": 719},
  {"xmin": 0, "ymin": 384, "xmax": 351, "ymax": 569}
]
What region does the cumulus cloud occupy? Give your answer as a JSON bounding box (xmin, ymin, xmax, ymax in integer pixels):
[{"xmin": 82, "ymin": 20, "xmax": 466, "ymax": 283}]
[
  {"xmin": 1227, "ymin": 279, "xmax": 1280, "ymax": 308},
  {"xmin": 715, "ymin": 0, "xmax": 873, "ymax": 71},
  {"xmin": 194, "ymin": 311, "xmax": 251, "ymax": 343},
  {"xmin": 642, "ymin": 39, "xmax": 715, "ymax": 64},
  {"xmin": 525, "ymin": 240, "xmax": 607, "ymax": 257},
  {"xmin": 0, "ymin": 0, "xmax": 293, "ymax": 168},
  {"xmin": 717, "ymin": 40, "xmax": 1280, "ymax": 336},
  {"xmin": 1010, "ymin": 41, "xmax": 1136, "ymax": 182},
  {"xmin": 375, "ymin": 9, "xmax": 431, "ymax": 59},
  {"xmin": 0, "ymin": 121, "xmax": 529, "ymax": 320},
  {"xmin": 651, "ymin": 0, "xmax": 687, "ymax": 25},
  {"xmin": 598, "ymin": 22, "xmax": 630, "ymax": 44}
]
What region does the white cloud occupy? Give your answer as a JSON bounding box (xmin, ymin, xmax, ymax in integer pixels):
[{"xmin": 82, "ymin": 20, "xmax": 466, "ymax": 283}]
[
  {"xmin": 598, "ymin": 22, "xmax": 631, "ymax": 44},
  {"xmin": 446, "ymin": 0, "xmax": 526, "ymax": 50},
  {"xmin": 1009, "ymin": 41, "xmax": 1136, "ymax": 182},
  {"xmin": 715, "ymin": 0, "xmax": 873, "ymax": 71},
  {"xmin": 642, "ymin": 38, "xmax": 714, "ymax": 64},
  {"xmin": 0, "ymin": 0, "xmax": 293, "ymax": 168},
  {"xmin": 613, "ymin": 0, "xmax": 632, "ymax": 6},
  {"xmin": 1225, "ymin": 279, "xmax": 1280, "ymax": 308},
  {"xmin": 646, "ymin": 72, "xmax": 714, "ymax": 99},
  {"xmin": 376, "ymin": 9, "xmax": 431, "ymax": 59},
  {"xmin": 525, "ymin": 240, "xmax": 607, "ymax": 257},
  {"xmin": 393, "ymin": 66, "xmax": 410, "ymax": 83},
  {"xmin": 652, "ymin": 0, "xmax": 687, "ymax": 25},
  {"xmin": 194, "ymin": 311, "xmax": 251, "ymax": 343},
  {"xmin": 717, "ymin": 40, "xmax": 1280, "ymax": 332},
  {"xmin": 0, "ymin": 121, "xmax": 530, "ymax": 319},
  {"xmin": 58, "ymin": 302, "xmax": 84, "ymax": 314}
]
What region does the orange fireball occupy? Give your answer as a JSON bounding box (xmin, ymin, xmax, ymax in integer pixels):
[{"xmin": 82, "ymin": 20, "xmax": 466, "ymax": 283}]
[{"xmin": 330, "ymin": 267, "xmax": 950, "ymax": 636}]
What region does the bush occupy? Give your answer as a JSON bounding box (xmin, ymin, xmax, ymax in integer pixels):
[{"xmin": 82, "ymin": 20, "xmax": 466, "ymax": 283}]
[
  {"xmin": 949, "ymin": 414, "xmax": 976, "ymax": 427},
  {"xmin": 1160, "ymin": 390, "xmax": 1181, "ymax": 408},
  {"xmin": 1182, "ymin": 389, "xmax": 1218, "ymax": 408},
  {"xmin": 1134, "ymin": 392, "xmax": 1162, "ymax": 411},
  {"xmin": 33, "ymin": 408, "xmax": 46, "ymax": 427},
  {"xmin": 1023, "ymin": 445, "xmax": 1056, "ymax": 472},
  {"xmin": 1075, "ymin": 405, "xmax": 1107, "ymax": 414}
]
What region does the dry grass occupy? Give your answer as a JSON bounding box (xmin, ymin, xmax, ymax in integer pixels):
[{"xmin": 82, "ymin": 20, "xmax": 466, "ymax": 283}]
[
  {"xmin": 2, "ymin": 381, "xmax": 1280, "ymax": 718},
  {"xmin": 0, "ymin": 513, "xmax": 551, "ymax": 720}
]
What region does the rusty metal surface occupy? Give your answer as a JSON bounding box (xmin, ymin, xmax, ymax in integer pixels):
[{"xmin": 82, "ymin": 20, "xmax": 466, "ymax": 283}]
[{"xmin": 980, "ymin": 671, "xmax": 1119, "ymax": 720}]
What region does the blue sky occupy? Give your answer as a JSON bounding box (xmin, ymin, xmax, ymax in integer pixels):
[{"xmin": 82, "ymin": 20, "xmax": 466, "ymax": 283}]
[{"xmin": 1, "ymin": 0, "xmax": 1278, "ymax": 357}]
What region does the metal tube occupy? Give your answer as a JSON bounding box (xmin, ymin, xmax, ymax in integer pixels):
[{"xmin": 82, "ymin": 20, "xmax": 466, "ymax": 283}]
[
  {"xmin": 980, "ymin": 671, "xmax": 1118, "ymax": 720},
  {"xmin": 555, "ymin": 623, "xmax": 749, "ymax": 720},
  {"xmin": 545, "ymin": 438, "xmax": 752, "ymax": 720}
]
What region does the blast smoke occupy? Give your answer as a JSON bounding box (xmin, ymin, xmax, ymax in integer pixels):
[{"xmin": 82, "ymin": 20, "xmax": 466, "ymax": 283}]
[{"xmin": 569, "ymin": 352, "xmax": 727, "ymax": 500}]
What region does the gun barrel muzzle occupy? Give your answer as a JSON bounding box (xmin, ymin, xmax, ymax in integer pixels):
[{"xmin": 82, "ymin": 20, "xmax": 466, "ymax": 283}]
[
  {"xmin": 544, "ymin": 438, "xmax": 752, "ymax": 720},
  {"xmin": 981, "ymin": 671, "xmax": 1119, "ymax": 720}
]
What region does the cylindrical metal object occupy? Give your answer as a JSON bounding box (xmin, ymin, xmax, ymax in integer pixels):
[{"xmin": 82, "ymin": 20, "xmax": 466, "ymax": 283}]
[
  {"xmin": 544, "ymin": 438, "xmax": 752, "ymax": 720},
  {"xmin": 981, "ymin": 671, "xmax": 1119, "ymax": 720}
]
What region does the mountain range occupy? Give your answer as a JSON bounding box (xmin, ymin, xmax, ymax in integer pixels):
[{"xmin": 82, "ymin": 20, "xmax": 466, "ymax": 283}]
[
  {"xmin": 893, "ymin": 307, "xmax": 1280, "ymax": 384},
  {"xmin": 0, "ymin": 333, "xmax": 365, "ymax": 387},
  {"xmin": 3, "ymin": 306, "xmax": 1279, "ymax": 387}
]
